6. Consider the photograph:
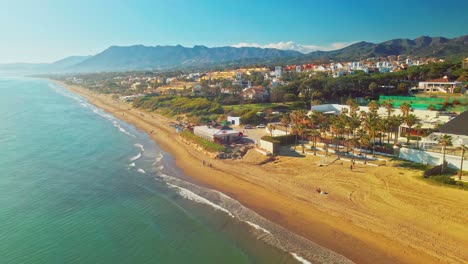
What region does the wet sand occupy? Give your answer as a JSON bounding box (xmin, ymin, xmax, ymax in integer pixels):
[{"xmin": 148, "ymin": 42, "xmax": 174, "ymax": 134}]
[{"xmin": 54, "ymin": 80, "xmax": 468, "ymax": 264}]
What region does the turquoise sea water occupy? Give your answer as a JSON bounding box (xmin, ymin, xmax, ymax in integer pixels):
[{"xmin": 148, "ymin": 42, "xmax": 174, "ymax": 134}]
[{"xmin": 0, "ymin": 77, "xmax": 308, "ymax": 264}]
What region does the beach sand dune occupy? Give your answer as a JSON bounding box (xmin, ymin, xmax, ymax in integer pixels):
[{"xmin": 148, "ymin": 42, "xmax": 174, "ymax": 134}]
[{"xmin": 56, "ymin": 81, "xmax": 468, "ymax": 264}]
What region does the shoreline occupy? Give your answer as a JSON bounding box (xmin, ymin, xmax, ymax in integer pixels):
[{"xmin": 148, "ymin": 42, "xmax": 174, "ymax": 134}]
[{"xmin": 52, "ymin": 80, "xmax": 468, "ymax": 263}]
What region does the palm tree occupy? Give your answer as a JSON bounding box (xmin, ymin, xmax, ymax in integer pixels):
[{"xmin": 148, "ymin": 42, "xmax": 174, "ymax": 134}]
[
  {"xmin": 438, "ymin": 134, "xmax": 452, "ymax": 173},
  {"xmin": 331, "ymin": 116, "xmax": 345, "ymax": 157},
  {"xmin": 377, "ymin": 117, "xmax": 387, "ymax": 145},
  {"xmin": 280, "ymin": 114, "xmax": 290, "ymax": 135},
  {"xmin": 415, "ymin": 124, "xmax": 422, "ymax": 149},
  {"xmin": 459, "ymin": 144, "xmax": 466, "ymax": 181},
  {"xmin": 310, "ymin": 129, "xmax": 321, "ymax": 155},
  {"xmin": 360, "ymin": 134, "xmax": 371, "ymax": 164},
  {"xmin": 381, "ymin": 100, "xmax": 394, "ymax": 119},
  {"xmin": 361, "ymin": 111, "xmax": 379, "ymax": 155},
  {"xmin": 390, "ymin": 114, "xmax": 404, "ymax": 145},
  {"xmin": 318, "ymin": 113, "xmax": 330, "ymax": 155},
  {"xmin": 367, "ymin": 100, "xmax": 379, "ymax": 114},
  {"xmin": 299, "ymin": 125, "xmax": 308, "ymax": 154},
  {"xmin": 404, "ymin": 114, "xmax": 419, "ymax": 145},
  {"xmin": 290, "ymin": 110, "xmax": 307, "ymax": 149},
  {"xmin": 399, "ymin": 102, "xmax": 411, "ymax": 118},
  {"xmin": 348, "ymin": 111, "xmax": 361, "ymax": 139},
  {"xmin": 346, "ymin": 97, "xmax": 359, "ymax": 114},
  {"xmin": 381, "ymin": 100, "xmax": 394, "ymax": 144},
  {"xmin": 293, "ymin": 124, "xmax": 307, "ymax": 154},
  {"xmin": 348, "ymin": 137, "xmax": 360, "ymax": 163}
]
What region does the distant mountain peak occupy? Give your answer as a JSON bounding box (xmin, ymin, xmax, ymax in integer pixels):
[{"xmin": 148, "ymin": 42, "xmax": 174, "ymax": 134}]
[{"xmin": 70, "ymin": 44, "xmax": 303, "ymax": 72}]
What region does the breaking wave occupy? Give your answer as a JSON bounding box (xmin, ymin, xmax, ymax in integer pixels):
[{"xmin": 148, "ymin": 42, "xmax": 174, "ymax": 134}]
[
  {"xmin": 130, "ymin": 152, "xmax": 142, "ymax": 162},
  {"xmin": 166, "ymin": 182, "xmax": 234, "ymax": 217},
  {"xmin": 129, "ymin": 143, "xmax": 145, "ymax": 161},
  {"xmin": 134, "ymin": 143, "xmax": 144, "ymax": 152},
  {"xmin": 113, "ymin": 121, "xmax": 136, "ymax": 137},
  {"xmin": 291, "ymin": 253, "xmax": 312, "ymax": 264},
  {"xmin": 157, "ymin": 173, "xmax": 353, "ymax": 264},
  {"xmin": 244, "ymin": 221, "xmax": 272, "ymax": 235}
]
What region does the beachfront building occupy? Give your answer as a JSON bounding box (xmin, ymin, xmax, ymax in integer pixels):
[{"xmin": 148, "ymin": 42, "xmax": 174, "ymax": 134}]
[
  {"xmin": 413, "ymin": 76, "xmax": 464, "ymax": 94},
  {"xmin": 227, "ymin": 116, "xmax": 241, "ymax": 126},
  {"xmin": 194, "ymin": 125, "xmax": 242, "ymax": 144}
]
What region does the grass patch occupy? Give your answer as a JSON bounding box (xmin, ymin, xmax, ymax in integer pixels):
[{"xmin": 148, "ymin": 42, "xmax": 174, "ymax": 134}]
[
  {"xmin": 180, "ymin": 130, "xmax": 225, "ymax": 153},
  {"xmin": 423, "ymin": 174, "xmax": 468, "ymax": 190},
  {"xmin": 260, "ymin": 136, "xmax": 280, "ymax": 144},
  {"xmin": 392, "ymin": 159, "xmax": 432, "ymax": 171}
]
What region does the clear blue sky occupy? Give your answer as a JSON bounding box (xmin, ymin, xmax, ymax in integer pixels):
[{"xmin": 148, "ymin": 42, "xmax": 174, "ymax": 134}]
[{"xmin": 1, "ymin": 0, "xmax": 467, "ymax": 63}]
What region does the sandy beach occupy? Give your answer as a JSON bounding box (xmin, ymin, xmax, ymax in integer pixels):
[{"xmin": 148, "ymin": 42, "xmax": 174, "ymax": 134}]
[{"xmin": 54, "ymin": 80, "xmax": 468, "ymax": 264}]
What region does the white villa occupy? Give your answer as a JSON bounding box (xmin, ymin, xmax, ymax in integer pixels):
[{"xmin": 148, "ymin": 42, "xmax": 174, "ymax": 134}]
[{"xmin": 413, "ymin": 76, "xmax": 464, "ymax": 94}]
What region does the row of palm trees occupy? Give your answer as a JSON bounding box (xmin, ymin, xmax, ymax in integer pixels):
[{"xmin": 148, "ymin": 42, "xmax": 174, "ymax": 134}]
[
  {"xmin": 278, "ymin": 101, "xmax": 462, "ymax": 176},
  {"xmin": 278, "ymin": 99, "xmax": 423, "ymax": 159}
]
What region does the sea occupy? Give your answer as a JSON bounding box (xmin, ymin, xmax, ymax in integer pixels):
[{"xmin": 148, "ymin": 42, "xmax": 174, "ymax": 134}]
[{"xmin": 0, "ymin": 77, "xmax": 331, "ymax": 264}]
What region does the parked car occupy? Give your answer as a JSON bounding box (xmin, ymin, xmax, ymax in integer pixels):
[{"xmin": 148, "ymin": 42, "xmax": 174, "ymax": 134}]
[
  {"xmin": 256, "ymin": 124, "xmax": 266, "ymax": 128},
  {"xmin": 243, "ymin": 125, "xmax": 253, "ymax": 129}
]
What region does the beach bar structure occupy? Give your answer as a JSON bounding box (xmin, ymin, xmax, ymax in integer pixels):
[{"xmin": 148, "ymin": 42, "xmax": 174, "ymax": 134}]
[{"xmin": 194, "ymin": 125, "xmax": 242, "ymax": 144}]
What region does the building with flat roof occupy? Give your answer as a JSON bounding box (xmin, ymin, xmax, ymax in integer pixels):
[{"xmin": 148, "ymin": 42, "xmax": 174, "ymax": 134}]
[
  {"xmin": 413, "ymin": 76, "xmax": 464, "ymax": 94},
  {"xmin": 193, "ymin": 125, "xmax": 242, "ymax": 144}
]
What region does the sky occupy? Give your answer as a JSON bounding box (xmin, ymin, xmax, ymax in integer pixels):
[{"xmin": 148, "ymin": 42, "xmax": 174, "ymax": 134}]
[{"xmin": 0, "ymin": 0, "xmax": 467, "ymax": 63}]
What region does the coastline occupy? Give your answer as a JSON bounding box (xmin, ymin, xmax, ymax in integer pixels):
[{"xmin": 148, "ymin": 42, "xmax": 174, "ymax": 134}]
[{"xmin": 52, "ymin": 80, "xmax": 468, "ymax": 263}]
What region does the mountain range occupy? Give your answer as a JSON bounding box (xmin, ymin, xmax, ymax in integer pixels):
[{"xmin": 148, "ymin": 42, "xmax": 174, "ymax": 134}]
[
  {"xmin": 1, "ymin": 35, "xmax": 467, "ymax": 74},
  {"xmin": 304, "ymin": 35, "xmax": 468, "ymax": 61}
]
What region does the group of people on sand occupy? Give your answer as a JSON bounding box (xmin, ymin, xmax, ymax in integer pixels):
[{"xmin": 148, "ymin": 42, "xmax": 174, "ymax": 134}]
[
  {"xmin": 315, "ymin": 187, "xmax": 328, "ymax": 195},
  {"xmin": 202, "ymin": 159, "xmax": 212, "ymax": 168}
]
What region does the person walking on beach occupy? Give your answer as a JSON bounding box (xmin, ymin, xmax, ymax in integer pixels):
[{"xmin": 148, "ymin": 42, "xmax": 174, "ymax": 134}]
[
  {"xmin": 202, "ymin": 160, "xmax": 205, "ymax": 166},
  {"xmin": 350, "ymin": 164, "xmax": 353, "ymax": 171}
]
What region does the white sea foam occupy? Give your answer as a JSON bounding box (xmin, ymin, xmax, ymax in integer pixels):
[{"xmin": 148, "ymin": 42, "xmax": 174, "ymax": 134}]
[
  {"xmin": 130, "ymin": 152, "xmax": 142, "ymax": 161},
  {"xmin": 244, "ymin": 221, "xmax": 272, "ymax": 235},
  {"xmin": 128, "ymin": 162, "xmax": 135, "ymax": 167},
  {"xmin": 166, "ymin": 182, "xmax": 234, "ymax": 218},
  {"xmin": 155, "ymin": 152, "xmax": 163, "ymax": 163},
  {"xmin": 113, "ymin": 122, "xmax": 136, "ymax": 137},
  {"xmin": 290, "ymin": 253, "xmax": 312, "ymax": 264},
  {"xmin": 137, "ymin": 168, "xmax": 146, "ymax": 174},
  {"xmin": 134, "ymin": 143, "xmax": 144, "ymax": 152}
]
